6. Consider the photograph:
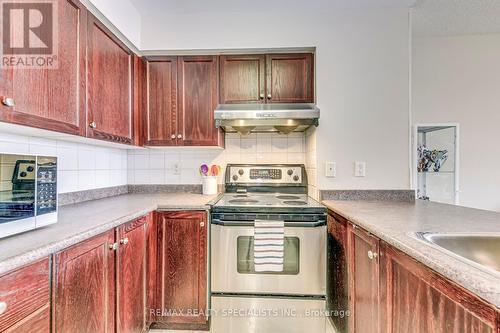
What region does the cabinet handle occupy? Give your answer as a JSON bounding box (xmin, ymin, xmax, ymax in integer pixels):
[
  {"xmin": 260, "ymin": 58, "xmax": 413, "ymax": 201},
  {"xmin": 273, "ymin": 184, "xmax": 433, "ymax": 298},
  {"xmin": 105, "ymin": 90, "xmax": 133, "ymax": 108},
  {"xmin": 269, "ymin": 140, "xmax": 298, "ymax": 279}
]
[
  {"xmin": 1, "ymin": 97, "xmax": 15, "ymax": 107},
  {"xmin": 120, "ymin": 237, "xmax": 129, "ymax": 245},
  {"xmin": 171, "ymin": 134, "xmax": 176, "ymax": 139},
  {"xmin": 177, "ymin": 134, "xmax": 182, "ymax": 139},
  {"xmin": 367, "ymin": 250, "xmax": 378, "ymax": 260},
  {"xmin": 109, "ymin": 242, "xmax": 118, "ymax": 251},
  {"xmin": 267, "ymin": 94, "xmax": 272, "ymax": 100},
  {"xmin": 200, "ymin": 221, "xmax": 205, "ymax": 227},
  {"xmin": 89, "ymin": 121, "xmax": 97, "ymax": 129},
  {"xmin": 0, "ymin": 301, "xmax": 7, "ymax": 315},
  {"xmin": 259, "ymin": 93, "xmax": 264, "ymax": 99}
]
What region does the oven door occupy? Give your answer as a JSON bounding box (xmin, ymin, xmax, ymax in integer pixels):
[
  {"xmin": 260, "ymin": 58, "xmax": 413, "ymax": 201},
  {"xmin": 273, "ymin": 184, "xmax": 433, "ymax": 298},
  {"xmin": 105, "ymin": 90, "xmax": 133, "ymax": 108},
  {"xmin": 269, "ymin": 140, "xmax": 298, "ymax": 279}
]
[{"xmin": 211, "ymin": 220, "xmax": 326, "ymax": 296}]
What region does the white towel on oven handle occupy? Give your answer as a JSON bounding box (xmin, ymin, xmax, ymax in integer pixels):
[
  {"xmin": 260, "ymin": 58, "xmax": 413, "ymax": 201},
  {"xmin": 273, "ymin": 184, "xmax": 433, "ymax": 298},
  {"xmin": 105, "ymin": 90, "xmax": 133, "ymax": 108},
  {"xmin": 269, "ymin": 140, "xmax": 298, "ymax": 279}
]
[{"xmin": 253, "ymin": 220, "xmax": 284, "ymax": 272}]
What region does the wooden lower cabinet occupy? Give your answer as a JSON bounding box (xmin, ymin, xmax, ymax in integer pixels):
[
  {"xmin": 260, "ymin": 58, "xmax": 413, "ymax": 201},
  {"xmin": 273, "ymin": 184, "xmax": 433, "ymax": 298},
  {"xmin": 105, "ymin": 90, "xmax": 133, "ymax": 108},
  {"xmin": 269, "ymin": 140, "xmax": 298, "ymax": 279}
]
[
  {"xmin": 380, "ymin": 243, "xmax": 497, "ymax": 333},
  {"xmin": 327, "ymin": 212, "xmax": 500, "ymax": 333},
  {"xmin": 53, "ymin": 230, "xmax": 116, "ymax": 333},
  {"xmin": 53, "ymin": 214, "xmax": 151, "ymax": 333},
  {"xmin": 327, "ymin": 213, "xmax": 349, "ymax": 333},
  {"xmin": 153, "ymin": 211, "xmax": 208, "ymax": 330},
  {"xmin": 348, "ymin": 224, "xmax": 380, "ymax": 333},
  {"xmin": 0, "ymin": 258, "xmax": 50, "ymax": 332},
  {"xmin": 116, "ymin": 216, "xmax": 149, "ymax": 333}
]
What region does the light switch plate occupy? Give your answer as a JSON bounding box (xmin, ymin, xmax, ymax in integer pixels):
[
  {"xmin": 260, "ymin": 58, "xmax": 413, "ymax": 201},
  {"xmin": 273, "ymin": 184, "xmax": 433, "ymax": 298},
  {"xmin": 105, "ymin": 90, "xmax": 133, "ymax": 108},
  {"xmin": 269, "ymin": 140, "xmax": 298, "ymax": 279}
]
[
  {"xmin": 354, "ymin": 161, "xmax": 366, "ymax": 177},
  {"xmin": 325, "ymin": 162, "xmax": 336, "ymax": 177}
]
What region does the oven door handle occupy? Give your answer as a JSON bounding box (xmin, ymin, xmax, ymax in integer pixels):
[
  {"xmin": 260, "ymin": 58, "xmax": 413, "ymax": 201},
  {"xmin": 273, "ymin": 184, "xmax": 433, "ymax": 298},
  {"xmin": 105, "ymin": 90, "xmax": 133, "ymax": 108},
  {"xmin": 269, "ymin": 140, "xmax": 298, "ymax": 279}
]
[{"xmin": 211, "ymin": 219, "xmax": 326, "ymax": 227}]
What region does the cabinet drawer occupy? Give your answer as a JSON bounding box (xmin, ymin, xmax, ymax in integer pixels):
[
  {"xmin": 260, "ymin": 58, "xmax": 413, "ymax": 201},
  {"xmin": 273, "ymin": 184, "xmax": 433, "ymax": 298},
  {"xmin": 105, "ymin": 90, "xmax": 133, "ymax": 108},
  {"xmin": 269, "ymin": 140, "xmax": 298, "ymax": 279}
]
[{"xmin": 0, "ymin": 258, "xmax": 50, "ymax": 331}]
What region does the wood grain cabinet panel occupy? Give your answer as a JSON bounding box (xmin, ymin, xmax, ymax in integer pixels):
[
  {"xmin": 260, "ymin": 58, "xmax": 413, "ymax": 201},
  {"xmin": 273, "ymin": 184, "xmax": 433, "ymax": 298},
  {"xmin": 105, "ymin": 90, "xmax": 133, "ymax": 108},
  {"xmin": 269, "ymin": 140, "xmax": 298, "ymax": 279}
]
[
  {"xmin": 266, "ymin": 53, "xmax": 314, "ymax": 103},
  {"xmin": 380, "ymin": 243, "xmax": 497, "ymax": 333},
  {"xmin": 219, "ymin": 55, "xmax": 265, "ymax": 104},
  {"xmin": 87, "ymin": 14, "xmax": 134, "ymax": 144},
  {"xmin": 0, "ymin": 0, "xmax": 86, "ymax": 135},
  {"xmin": 116, "ymin": 216, "xmax": 148, "ymax": 333},
  {"xmin": 143, "ymin": 58, "xmax": 178, "ymax": 146},
  {"xmin": 155, "ymin": 211, "xmax": 208, "ymax": 330},
  {"xmin": 327, "ymin": 213, "xmax": 349, "ymax": 333},
  {"xmin": 0, "ymin": 258, "xmax": 50, "ymax": 332},
  {"xmin": 53, "ymin": 230, "xmax": 115, "ymax": 333},
  {"xmin": 347, "ymin": 224, "xmax": 380, "ymax": 333},
  {"xmin": 178, "ymin": 56, "xmax": 223, "ymax": 147}
]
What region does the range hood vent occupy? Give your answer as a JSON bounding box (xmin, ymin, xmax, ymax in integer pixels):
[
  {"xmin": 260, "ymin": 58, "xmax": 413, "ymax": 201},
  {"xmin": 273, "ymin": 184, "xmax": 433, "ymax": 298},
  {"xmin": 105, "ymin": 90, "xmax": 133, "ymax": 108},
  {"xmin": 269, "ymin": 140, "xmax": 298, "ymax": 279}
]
[{"xmin": 214, "ymin": 103, "xmax": 320, "ymax": 135}]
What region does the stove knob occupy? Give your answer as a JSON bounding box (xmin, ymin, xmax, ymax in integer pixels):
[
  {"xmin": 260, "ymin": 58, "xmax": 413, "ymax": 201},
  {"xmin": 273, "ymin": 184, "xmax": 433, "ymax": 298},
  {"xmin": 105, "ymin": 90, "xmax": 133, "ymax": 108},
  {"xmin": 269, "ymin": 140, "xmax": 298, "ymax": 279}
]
[
  {"xmin": 238, "ymin": 169, "xmax": 244, "ymax": 176},
  {"xmin": 232, "ymin": 175, "xmax": 238, "ymax": 181},
  {"xmin": 293, "ymin": 175, "xmax": 299, "ymax": 181},
  {"xmin": 287, "ymin": 169, "xmax": 294, "ymax": 176}
]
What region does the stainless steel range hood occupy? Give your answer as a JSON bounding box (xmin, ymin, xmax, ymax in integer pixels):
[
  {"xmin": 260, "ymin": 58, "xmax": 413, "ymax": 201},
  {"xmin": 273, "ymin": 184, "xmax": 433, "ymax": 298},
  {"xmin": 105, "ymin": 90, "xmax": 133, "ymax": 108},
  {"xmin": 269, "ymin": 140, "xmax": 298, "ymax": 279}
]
[{"xmin": 214, "ymin": 103, "xmax": 320, "ymax": 135}]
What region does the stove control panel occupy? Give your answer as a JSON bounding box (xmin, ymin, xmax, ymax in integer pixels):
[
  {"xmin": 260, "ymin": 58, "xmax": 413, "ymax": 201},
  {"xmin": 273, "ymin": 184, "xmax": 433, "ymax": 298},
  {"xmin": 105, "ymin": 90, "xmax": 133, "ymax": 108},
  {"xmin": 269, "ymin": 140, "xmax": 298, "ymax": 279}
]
[{"xmin": 226, "ymin": 165, "xmax": 304, "ymax": 184}]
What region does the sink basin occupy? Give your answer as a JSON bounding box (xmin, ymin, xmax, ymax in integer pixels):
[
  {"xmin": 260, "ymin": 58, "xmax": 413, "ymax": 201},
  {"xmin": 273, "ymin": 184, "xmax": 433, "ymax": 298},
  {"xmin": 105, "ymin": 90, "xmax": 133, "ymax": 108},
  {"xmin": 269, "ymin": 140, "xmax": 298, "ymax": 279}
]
[{"xmin": 417, "ymin": 233, "xmax": 500, "ymax": 276}]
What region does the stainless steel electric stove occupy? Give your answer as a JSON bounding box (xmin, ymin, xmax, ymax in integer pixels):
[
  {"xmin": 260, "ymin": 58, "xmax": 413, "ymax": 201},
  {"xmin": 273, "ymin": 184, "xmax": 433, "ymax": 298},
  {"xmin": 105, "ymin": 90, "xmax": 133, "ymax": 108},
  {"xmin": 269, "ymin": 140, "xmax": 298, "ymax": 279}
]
[{"xmin": 210, "ymin": 164, "xmax": 327, "ymax": 333}]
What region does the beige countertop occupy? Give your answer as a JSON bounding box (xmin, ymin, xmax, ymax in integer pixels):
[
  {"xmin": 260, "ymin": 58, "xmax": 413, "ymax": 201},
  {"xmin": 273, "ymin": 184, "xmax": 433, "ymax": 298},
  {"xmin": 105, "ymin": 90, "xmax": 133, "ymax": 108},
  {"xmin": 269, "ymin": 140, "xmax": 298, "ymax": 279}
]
[
  {"xmin": 0, "ymin": 193, "xmax": 218, "ymax": 275},
  {"xmin": 322, "ymin": 199, "xmax": 500, "ymax": 309}
]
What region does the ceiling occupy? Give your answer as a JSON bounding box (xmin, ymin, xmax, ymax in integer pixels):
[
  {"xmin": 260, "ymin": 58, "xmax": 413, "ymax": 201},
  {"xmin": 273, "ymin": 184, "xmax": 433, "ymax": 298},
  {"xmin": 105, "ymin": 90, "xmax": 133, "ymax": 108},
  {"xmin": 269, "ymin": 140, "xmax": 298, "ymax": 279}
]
[
  {"xmin": 129, "ymin": 0, "xmax": 500, "ymax": 37},
  {"xmin": 130, "ymin": 0, "xmax": 417, "ymax": 15},
  {"xmin": 412, "ymin": 0, "xmax": 500, "ymax": 37}
]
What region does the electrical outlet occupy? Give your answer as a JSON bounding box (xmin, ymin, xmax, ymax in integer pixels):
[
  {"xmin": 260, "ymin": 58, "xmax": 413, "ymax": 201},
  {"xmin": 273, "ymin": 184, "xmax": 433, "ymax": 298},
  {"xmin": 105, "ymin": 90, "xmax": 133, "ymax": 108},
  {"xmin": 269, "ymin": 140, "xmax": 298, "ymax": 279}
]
[
  {"xmin": 325, "ymin": 162, "xmax": 336, "ymax": 178},
  {"xmin": 173, "ymin": 163, "xmax": 181, "ymax": 175},
  {"xmin": 354, "ymin": 161, "xmax": 366, "ymax": 177}
]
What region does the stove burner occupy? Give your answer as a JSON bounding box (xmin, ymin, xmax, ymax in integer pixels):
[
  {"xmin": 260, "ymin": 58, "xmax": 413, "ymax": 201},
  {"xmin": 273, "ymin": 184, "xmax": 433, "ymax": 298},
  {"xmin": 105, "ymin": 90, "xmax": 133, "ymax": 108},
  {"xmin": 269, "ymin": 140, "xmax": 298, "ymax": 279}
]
[
  {"xmin": 228, "ymin": 199, "xmax": 259, "ymax": 204},
  {"xmin": 283, "ymin": 200, "xmax": 308, "ymax": 206},
  {"xmin": 276, "ymin": 195, "xmax": 300, "ymax": 200}
]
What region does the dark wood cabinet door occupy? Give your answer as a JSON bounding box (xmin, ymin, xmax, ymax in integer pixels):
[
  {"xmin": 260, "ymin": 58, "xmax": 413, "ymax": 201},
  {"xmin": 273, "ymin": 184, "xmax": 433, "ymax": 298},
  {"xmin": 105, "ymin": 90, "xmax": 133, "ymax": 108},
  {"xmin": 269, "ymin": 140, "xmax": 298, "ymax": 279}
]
[
  {"xmin": 147, "ymin": 213, "xmax": 159, "ymax": 325},
  {"xmin": 327, "ymin": 213, "xmax": 349, "ymax": 333},
  {"xmin": 266, "ymin": 53, "xmax": 314, "ymax": 103},
  {"xmin": 53, "ymin": 230, "xmax": 115, "ymax": 333},
  {"xmin": 87, "ymin": 14, "xmax": 134, "ymax": 144},
  {"xmin": 0, "ymin": 258, "xmax": 50, "ymax": 332},
  {"xmin": 0, "ymin": 0, "xmax": 86, "ymax": 135},
  {"xmin": 348, "ymin": 225, "xmax": 380, "ymax": 333},
  {"xmin": 143, "ymin": 58, "xmax": 178, "ymax": 146},
  {"xmin": 219, "ymin": 55, "xmax": 265, "ymax": 104},
  {"xmin": 380, "ymin": 243, "xmax": 497, "ymax": 333},
  {"xmin": 116, "ymin": 216, "xmax": 148, "ymax": 333},
  {"xmin": 155, "ymin": 211, "xmax": 208, "ymax": 329},
  {"xmin": 177, "ymin": 56, "xmax": 223, "ymax": 147}
]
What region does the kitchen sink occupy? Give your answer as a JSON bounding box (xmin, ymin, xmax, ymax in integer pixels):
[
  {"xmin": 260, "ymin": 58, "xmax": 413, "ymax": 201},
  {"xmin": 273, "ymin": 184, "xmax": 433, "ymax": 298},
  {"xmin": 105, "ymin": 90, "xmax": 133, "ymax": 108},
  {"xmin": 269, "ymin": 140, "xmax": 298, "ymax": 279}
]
[{"xmin": 416, "ymin": 233, "xmax": 500, "ymax": 276}]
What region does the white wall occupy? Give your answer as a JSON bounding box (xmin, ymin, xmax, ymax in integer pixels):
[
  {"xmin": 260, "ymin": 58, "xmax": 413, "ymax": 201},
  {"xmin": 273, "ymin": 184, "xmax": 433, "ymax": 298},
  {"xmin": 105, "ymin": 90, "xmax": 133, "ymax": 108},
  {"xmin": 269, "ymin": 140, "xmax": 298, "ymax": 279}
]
[
  {"xmin": 0, "ymin": 132, "xmax": 127, "ymax": 194},
  {"xmin": 412, "ymin": 34, "xmax": 500, "ymax": 211},
  {"xmin": 140, "ymin": 2, "xmax": 411, "ymax": 191},
  {"xmin": 87, "ymin": 0, "xmax": 141, "ymax": 47}
]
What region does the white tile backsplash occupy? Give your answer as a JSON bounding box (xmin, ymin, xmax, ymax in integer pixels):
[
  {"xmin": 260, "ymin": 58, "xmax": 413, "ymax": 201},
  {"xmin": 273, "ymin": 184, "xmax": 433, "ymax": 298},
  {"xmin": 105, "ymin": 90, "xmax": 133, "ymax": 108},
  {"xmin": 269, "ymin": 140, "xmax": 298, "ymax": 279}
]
[
  {"xmin": 127, "ymin": 133, "xmax": 307, "ymax": 185},
  {"xmin": 0, "ymin": 132, "xmax": 128, "ymax": 194}
]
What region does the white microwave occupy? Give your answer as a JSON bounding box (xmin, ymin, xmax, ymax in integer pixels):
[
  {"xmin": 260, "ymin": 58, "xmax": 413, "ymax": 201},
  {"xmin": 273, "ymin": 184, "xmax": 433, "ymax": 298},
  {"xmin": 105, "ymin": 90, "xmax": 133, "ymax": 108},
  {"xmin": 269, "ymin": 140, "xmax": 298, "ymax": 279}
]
[{"xmin": 0, "ymin": 153, "xmax": 57, "ymax": 239}]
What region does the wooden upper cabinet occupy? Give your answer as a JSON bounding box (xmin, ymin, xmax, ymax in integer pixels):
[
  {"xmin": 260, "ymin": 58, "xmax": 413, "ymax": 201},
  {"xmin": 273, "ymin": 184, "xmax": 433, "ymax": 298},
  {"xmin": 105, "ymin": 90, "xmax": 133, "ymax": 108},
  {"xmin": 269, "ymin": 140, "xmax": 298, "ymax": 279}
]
[
  {"xmin": 143, "ymin": 57, "xmax": 178, "ymax": 146},
  {"xmin": 53, "ymin": 230, "xmax": 116, "ymax": 333},
  {"xmin": 348, "ymin": 225, "xmax": 380, "ymax": 333},
  {"xmin": 87, "ymin": 14, "xmax": 134, "ymax": 144},
  {"xmin": 219, "ymin": 55, "xmax": 265, "ymax": 104},
  {"xmin": 156, "ymin": 211, "xmax": 208, "ymax": 329},
  {"xmin": 116, "ymin": 217, "xmax": 148, "ymax": 333},
  {"xmin": 0, "ymin": 0, "xmax": 86, "ymax": 135},
  {"xmin": 266, "ymin": 53, "xmax": 314, "ymax": 103},
  {"xmin": 177, "ymin": 56, "xmax": 223, "ymax": 147}
]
